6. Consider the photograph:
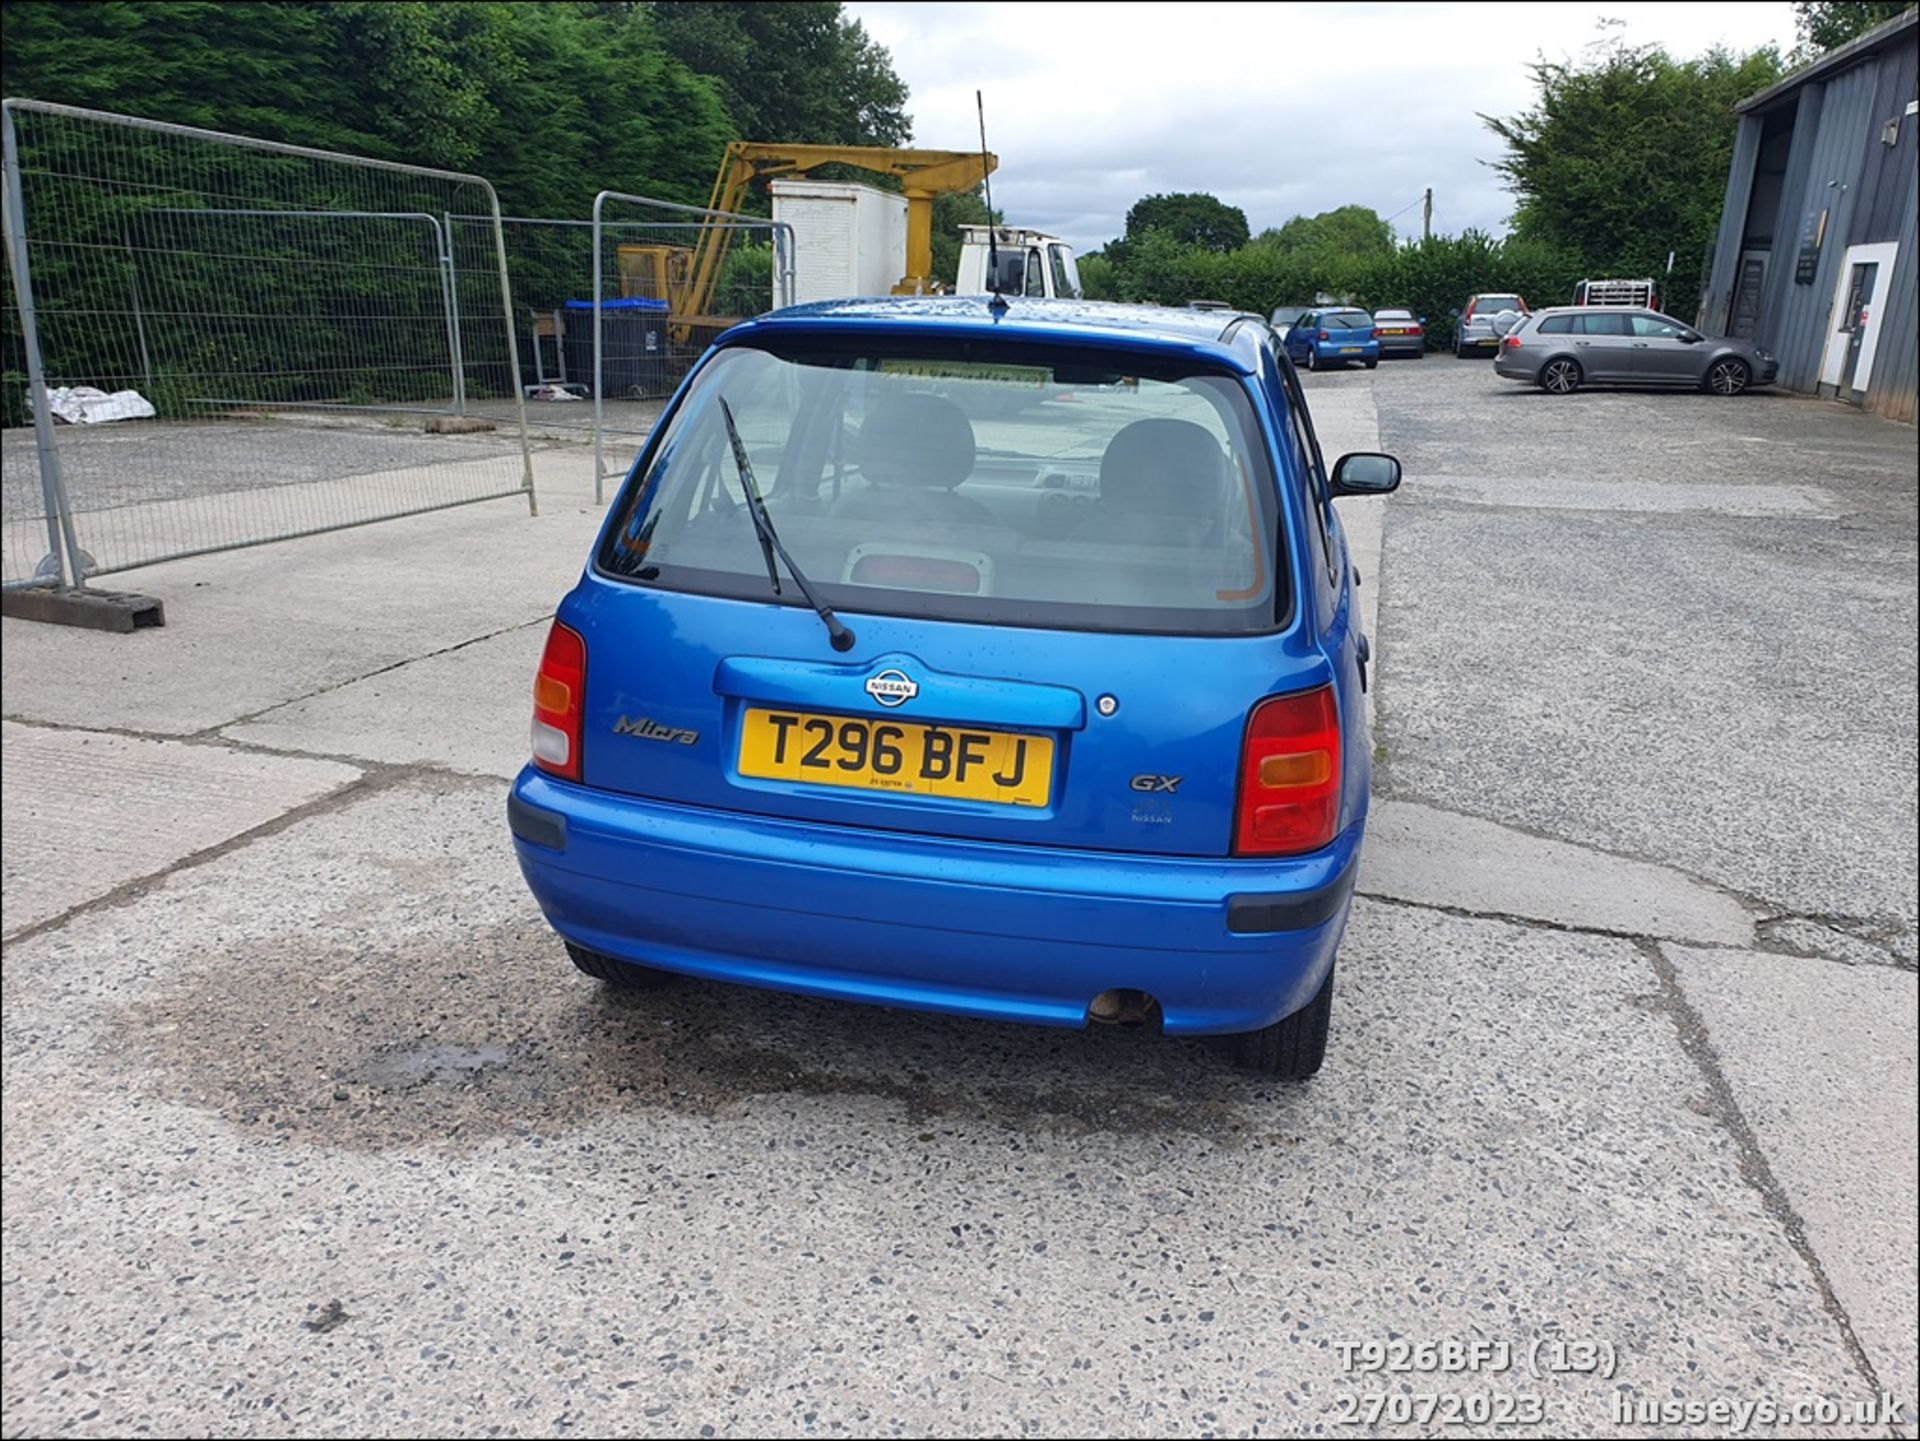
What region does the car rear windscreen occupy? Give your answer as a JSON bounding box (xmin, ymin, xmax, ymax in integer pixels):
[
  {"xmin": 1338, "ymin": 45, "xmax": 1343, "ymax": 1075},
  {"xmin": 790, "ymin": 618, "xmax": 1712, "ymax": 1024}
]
[
  {"xmin": 1322, "ymin": 310, "xmax": 1372, "ymax": 330},
  {"xmin": 600, "ymin": 338, "xmax": 1287, "ymax": 635}
]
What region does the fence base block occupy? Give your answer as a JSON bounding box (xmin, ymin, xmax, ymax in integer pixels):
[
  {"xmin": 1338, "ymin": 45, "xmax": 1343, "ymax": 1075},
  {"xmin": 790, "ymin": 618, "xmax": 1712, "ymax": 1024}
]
[{"xmin": 2, "ymin": 586, "xmax": 166, "ymax": 632}]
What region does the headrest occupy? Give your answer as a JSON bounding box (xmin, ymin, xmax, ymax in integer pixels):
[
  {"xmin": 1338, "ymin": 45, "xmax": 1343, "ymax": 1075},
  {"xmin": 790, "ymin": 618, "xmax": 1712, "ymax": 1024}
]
[
  {"xmin": 858, "ymin": 392, "xmax": 977, "ymax": 490},
  {"xmin": 1097, "ymin": 419, "xmax": 1225, "ymax": 516}
]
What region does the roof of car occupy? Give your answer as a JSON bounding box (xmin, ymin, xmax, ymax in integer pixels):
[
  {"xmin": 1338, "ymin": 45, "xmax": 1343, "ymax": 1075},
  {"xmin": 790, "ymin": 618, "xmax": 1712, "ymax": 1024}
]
[{"xmin": 730, "ymin": 296, "xmax": 1267, "ymax": 372}]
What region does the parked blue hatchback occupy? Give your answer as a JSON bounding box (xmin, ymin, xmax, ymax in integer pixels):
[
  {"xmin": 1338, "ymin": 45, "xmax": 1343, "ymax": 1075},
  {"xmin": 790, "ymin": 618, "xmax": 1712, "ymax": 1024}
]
[
  {"xmin": 1283, "ymin": 306, "xmax": 1381, "ymax": 372},
  {"xmin": 510, "ymin": 298, "xmax": 1400, "ymax": 1078}
]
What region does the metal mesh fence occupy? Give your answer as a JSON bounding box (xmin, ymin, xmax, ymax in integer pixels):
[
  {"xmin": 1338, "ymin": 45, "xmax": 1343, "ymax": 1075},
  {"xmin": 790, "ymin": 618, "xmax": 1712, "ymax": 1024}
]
[
  {"xmin": 590, "ymin": 191, "xmax": 793, "ymax": 498},
  {"xmin": 1, "ymin": 99, "xmax": 533, "ymax": 587}
]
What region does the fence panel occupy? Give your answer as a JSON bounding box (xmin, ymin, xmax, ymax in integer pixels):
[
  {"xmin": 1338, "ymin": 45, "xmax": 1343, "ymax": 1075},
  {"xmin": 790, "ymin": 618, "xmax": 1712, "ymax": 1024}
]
[
  {"xmin": 590, "ymin": 192, "xmax": 793, "ymax": 499},
  {"xmin": 1, "ymin": 99, "xmax": 533, "ymax": 588}
]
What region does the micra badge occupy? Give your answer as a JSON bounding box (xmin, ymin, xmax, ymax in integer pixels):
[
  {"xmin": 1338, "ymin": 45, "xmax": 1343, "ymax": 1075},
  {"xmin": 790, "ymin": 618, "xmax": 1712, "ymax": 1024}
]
[{"xmin": 613, "ymin": 715, "xmax": 699, "ymax": 745}]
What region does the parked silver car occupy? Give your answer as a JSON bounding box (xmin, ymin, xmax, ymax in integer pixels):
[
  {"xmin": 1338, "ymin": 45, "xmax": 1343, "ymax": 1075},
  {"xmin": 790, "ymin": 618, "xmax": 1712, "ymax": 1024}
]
[
  {"xmin": 1494, "ymin": 307, "xmax": 1778, "ymax": 396},
  {"xmin": 1452, "ymin": 293, "xmax": 1527, "ymax": 356}
]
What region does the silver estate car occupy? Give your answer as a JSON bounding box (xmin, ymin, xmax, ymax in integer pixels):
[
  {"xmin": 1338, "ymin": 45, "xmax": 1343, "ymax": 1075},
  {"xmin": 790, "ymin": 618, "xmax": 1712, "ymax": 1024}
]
[{"xmin": 1494, "ymin": 307, "xmax": 1779, "ymax": 396}]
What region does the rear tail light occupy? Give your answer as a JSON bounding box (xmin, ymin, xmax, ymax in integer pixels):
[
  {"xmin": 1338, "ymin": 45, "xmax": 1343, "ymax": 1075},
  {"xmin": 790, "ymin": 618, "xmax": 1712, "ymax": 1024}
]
[
  {"xmin": 1371, "ymin": 327, "xmax": 1383, "ymax": 338},
  {"xmin": 1318, "ymin": 329, "xmax": 1330, "ymax": 341},
  {"xmin": 1503, "ymin": 334, "xmax": 1522, "ymax": 349},
  {"xmin": 1233, "ymin": 685, "xmax": 1341, "ymax": 856},
  {"xmin": 531, "ymin": 620, "xmax": 586, "ymax": 781},
  {"xmin": 1409, "ymin": 324, "xmax": 1423, "ymax": 335}
]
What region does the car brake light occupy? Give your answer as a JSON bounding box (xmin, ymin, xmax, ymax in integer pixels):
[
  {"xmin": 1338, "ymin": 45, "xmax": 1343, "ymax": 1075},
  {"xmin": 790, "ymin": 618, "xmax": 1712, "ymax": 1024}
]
[
  {"xmin": 1233, "ymin": 685, "xmax": 1341, "ymax": 856},
  {"xmin": 1503, "ymin": 334, "xmax": 1522, "ymax": 348},
  {"xmin": 1318, "ymin": 329, "xmax": 1330, "ymax": 341},
  {"xmin": 531, "ymin": 620, "xmax": 586, "ymax": 781},
  {"xmin": 1409, "ymin": 324, "xmax": 1423, "ymax": 335},
  {"xmin": 1371, "ymin": 327, "xmax": 1383, "ymax": 338},
  {"xmin": 849, "ymin": 553, "xmax": 983, "ymax": 594}
]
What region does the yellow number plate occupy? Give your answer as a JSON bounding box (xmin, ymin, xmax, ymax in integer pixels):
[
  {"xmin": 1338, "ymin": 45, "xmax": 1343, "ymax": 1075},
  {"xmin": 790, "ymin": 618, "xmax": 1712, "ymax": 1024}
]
[{"xmin": 737, "ymin": 708, "xmax": 1054, "ymax": 808}]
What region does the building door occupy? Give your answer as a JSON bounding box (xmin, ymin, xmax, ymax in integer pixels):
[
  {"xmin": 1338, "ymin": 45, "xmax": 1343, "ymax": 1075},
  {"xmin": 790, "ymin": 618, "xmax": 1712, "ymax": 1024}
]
[
  {"xmin": 1818, "ymin": 241, "xmax": 1898, "ymax": 397},
  {"xmin": 1838, "ymin": 261, "xmax": 1878, "ymax": 395},
  {"xmin": 1730, "ymin": 253, "xmax": 1766, "ymax": 338}
]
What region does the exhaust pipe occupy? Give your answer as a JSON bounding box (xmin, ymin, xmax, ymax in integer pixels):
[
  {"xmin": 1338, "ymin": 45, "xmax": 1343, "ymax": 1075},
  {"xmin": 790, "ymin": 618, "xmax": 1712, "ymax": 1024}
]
[{"xmin": 1088, "ymin": 988, "xmax": 1163, "ymax": 1030}]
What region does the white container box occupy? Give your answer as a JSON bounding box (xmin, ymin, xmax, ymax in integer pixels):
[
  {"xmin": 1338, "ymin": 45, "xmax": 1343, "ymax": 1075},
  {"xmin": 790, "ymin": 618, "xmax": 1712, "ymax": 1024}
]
[{"xmin": 770, "ymin": 179, "xmax": 908, "ymax": 305}]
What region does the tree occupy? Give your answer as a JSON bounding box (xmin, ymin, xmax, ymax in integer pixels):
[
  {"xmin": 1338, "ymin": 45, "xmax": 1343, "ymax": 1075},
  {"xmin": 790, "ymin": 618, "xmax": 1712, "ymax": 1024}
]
[
  {"xmin": 1259, "ymin": 206, "xmax": 1395, "ymax": 259},
  {"xmin": 1792, "ymin": 1, "xmax": 1914, "ymax": 53},
  {"xmin": 1483, "ymin": 40, "xmax": 1783, "ymax": 319},
  {"xmin": 1119, "ymin": 192, "xmax": 1249, "ymax": 255},
  {"xmin": 649, "ymin": 2, "xmax": 911, "ymax": 148}
]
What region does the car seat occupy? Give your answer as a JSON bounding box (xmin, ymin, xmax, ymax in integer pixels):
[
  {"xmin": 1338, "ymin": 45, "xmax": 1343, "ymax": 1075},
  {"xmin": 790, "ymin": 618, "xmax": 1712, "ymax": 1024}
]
[
  {"xmin": 1071, "ymin": 418, "xmax": 1225, "ymax": 546},
  {"xmin": 836, "ymin": 392, "xmax": 998, "ymax": 529}
]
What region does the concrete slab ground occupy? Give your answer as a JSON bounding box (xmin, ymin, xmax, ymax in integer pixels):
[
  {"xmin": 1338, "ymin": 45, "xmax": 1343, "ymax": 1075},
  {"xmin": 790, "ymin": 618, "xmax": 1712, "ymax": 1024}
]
[
  {"xmin": 0, "ymin": 720, "xmax": 359, "ymax": 938},
  {"xmin": 1665, "ymin": 942, "xmax": 1919, "ymax": 1423},
  {"xmin": 0, "ymin": 782, "xmax": 1873, "ymax": 1437},
  {"xmin": 0, "ymin": 448, "xmax": 602, "ymax": 737},
  {"xmin": 1359, "ymin": 798, "xmax": 1755, "ymax": 946},
  {"xmin": 3, "ymin": 360, "xmax": 1915, "ymax": 1437}
]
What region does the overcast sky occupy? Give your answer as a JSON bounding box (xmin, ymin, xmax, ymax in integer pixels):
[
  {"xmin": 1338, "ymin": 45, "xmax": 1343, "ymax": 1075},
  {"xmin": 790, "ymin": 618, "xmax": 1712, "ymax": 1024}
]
[{"xmin": 846, "ymin": 2, "xmax": 1801, "ymax": 254}]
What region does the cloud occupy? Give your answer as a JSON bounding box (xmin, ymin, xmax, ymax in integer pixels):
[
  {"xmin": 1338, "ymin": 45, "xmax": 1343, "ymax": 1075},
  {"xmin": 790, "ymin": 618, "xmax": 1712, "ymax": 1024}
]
[{"xmin": 847, "ymin": 1, "xmax": 1799, "ymax": 253}]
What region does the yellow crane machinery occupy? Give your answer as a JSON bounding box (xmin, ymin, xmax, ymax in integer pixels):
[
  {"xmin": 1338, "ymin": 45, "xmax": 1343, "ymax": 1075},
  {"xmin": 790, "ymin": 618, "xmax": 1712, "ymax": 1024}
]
[{"xmin": 618, "ymin": 142, "xmax": 997, "ymax": 342}]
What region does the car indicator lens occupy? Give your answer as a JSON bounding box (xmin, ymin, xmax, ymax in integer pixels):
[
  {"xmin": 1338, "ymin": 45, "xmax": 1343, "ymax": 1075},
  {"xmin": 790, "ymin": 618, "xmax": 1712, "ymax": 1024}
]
[{"xmin": 531, "ymin": 620, "xmax": 587, "ymax": 781}]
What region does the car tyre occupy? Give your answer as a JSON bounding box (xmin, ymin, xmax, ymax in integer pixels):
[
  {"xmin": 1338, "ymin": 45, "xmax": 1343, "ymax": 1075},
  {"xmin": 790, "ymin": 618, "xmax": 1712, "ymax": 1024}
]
[
  {"xmin": 567, "ymin": 941, "xmax": 675, "ymax": 990},
  {"xmin": 1364, "ymin": 359, "xmax": 1378, "ymax": 370},
  {"xmin": 1304, "ymin": 346, "xmax": 1319, "ymax": 372},
  {"xmin": 1539, "ymin": 357, "xmax": 1582, "ymax": 394},
  {"xmin": 1705, "ymin": 358, "xmax": 1750, "ymax": 396},
  {"xmin": 1229, "ymin": 963, "xmax": 1334, "ymax": 1080}
]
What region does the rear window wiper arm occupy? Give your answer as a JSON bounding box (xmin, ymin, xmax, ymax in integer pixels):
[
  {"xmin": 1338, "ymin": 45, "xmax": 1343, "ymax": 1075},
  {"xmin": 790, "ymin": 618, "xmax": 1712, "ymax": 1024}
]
[{"xmin": 717, "ymin": 396, "xmax": 856, "ymax": 653}]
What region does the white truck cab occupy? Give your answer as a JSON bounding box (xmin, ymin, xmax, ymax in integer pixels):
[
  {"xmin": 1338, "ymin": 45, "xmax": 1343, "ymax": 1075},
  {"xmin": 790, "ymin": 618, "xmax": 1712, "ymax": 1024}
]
[{"xmin": 956, "ymin": 226, "xmax": 1082, "ymax": 300}]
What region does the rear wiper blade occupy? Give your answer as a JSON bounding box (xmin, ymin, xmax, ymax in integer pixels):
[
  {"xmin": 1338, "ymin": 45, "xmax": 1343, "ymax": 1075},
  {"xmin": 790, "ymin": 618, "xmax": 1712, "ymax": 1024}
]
[{"xmin": 717, "ymin": 396, "xmax": 856, "ymax": 653}]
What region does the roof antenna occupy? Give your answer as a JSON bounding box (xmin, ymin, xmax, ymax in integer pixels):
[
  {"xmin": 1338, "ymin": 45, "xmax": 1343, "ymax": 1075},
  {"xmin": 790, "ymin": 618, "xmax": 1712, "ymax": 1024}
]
[{"xmin": 977, "ymin": 90, "xmax": 1007, "ymax": 314}]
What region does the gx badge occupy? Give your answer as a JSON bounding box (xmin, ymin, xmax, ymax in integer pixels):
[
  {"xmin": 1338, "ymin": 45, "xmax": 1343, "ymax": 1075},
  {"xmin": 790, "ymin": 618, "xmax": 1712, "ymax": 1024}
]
[{"xmin": 1130, "ymin": 774, "xmax": 1182, "ymax": 794}]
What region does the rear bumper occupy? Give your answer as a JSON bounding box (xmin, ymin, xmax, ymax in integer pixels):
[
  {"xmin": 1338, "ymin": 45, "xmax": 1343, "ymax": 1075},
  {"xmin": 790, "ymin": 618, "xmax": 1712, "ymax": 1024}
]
[
  {"xmin": 509, "ymin": 769, "xmax": 1361, "ymax": 1036},
  {"xmin": 1378, "ymin": 339, "xmax": 1424, "ymax": 356},
  {"xmin": 1493, "ymin": 354, "xmax": 1532, "ymax": 380}
]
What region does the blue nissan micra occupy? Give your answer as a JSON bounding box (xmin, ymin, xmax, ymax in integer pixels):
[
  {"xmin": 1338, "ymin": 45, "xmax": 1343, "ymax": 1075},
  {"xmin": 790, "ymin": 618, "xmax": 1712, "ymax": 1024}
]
[{"xmin": 510, "ymin": 298, "xmax": 1399, "ymax": 1079}]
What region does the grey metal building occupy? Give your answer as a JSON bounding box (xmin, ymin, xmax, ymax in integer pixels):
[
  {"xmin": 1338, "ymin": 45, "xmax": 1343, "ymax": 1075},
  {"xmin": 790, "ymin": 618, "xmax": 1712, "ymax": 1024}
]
[{"xmin": 1700, "ymin": 10, "xmax": 1918, "ymax": 423}]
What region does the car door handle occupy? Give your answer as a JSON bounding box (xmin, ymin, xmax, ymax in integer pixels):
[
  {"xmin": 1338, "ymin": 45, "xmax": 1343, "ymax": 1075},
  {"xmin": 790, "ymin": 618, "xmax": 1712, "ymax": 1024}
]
[
  {"xmin": 1633, "ymin": 342, "xmax": 1649, "ymax": 348},
  {"xmin": 1574, "ymin": 340, "xmax": 1591, "ymax": 346}
]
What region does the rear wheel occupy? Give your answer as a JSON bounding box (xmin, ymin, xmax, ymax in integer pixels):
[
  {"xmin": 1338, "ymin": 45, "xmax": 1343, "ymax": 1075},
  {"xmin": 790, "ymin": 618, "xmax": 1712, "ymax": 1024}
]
[
  {"xmin": 1705, "ymin": 358, "xmax": 1750, "ymax": 396},
  {"xmin": 1364, "ymin": 359, "xmax": 1379, "ymax": 370},
  {"xmin": 1305, "ymin": 346, "xmax": 1319, "ymax": 371},
  {"xmin": 567, "ymin": 941, "xmax": 675, "ymax": 990},
  {"xmin": 1539, "ymin": 357, "xmax": 1582, "ymax": 394},
  {"xmin": 1230, "ymin": 963, "xmax": 1334, "ymax": 1079}
]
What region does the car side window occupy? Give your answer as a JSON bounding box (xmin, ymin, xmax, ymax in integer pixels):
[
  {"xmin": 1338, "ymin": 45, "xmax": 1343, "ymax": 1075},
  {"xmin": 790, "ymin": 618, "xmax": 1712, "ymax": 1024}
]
[
  {"xmin": 1575, "ymin": 312, "xmax": 1630, "ymax": 336},
  {"xmin": 1630, "ymin": 314, "xmax": 1685, "ymax": 339},
  {"xmin": 1274, "ymin": 364, "xmax": 1339, "ymax": 610},
  {"xmin": 1537, "ymin": 314, "xmax": 1575, "ymax": 334},
  {"xmin": 1024, "ymin": 250, "xmax": 1047, "ymax": 298}
]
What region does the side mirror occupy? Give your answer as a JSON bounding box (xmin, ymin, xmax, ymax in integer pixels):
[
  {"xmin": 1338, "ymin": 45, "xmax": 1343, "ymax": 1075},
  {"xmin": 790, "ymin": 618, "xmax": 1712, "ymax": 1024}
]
[
  {"xmin": 1678, "ymin": 330, "xmax": 1703, "ymax": 343},
  {"xmin": 1330, "ymin": 452, "xmax": 1401, "ymax": 497}
]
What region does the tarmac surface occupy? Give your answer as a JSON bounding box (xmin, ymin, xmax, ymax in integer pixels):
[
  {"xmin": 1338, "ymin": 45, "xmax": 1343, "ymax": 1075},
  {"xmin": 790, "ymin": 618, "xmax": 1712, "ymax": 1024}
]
[{"xmin": 2, "ymin": 357, "xmax": 1914, "ymax": 1437}]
